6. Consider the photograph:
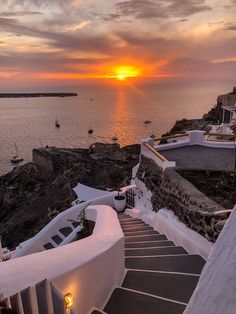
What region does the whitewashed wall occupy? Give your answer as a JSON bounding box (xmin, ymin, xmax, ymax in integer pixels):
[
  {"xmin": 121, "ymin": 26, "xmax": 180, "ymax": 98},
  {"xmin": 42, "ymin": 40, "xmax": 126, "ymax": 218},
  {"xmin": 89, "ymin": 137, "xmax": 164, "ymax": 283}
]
[
  {"xmin": 184, "ymin": 207, "xmax": 236, "ymax": 314},
  {"xmin": 14, "ymin": 185, "xmax": 135, "ymax": 258},
  {"xmin": 0, "ymin": 205, "xmax": 124, "ymax": 314},
  {"xmin": 155, "ymin": 130, "xmax": 235, "ymax": 152}
]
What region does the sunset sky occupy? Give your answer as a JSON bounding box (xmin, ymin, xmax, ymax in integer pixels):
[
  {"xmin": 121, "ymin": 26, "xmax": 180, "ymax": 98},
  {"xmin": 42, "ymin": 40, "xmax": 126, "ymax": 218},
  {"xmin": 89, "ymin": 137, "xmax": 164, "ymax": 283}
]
[{"xmin": 0, "ymin": 0, "xmax": 235, "ymax": 88}]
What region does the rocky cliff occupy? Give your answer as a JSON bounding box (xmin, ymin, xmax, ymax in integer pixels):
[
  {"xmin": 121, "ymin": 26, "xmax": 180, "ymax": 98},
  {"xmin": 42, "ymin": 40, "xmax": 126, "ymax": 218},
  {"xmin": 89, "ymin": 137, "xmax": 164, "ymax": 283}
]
[
  {"xmin": 0, "ymin": 143, "xmax": 140, "ymax": 248},
  {"xmin": 163, "ymin": 85, "xmax": 236, "ymax": 137}
]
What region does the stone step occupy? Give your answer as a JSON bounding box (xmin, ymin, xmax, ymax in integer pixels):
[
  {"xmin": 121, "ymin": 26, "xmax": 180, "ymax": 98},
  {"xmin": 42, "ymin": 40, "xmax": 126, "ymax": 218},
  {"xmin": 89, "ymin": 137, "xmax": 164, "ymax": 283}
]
[
  {"xmin": 118, "ymin": 218, "xmax": 134, "ymax": 222},
  {"xmin": 121, "ymin": 223, "xmax": 148, "ymax": 229},
  {"xmin": 125, "ymin": 240, "xmax": 176, "ymax": 249},
  {"xmin": 122, "ymin": 226, "xmax": 154, "ymax": 233},
  {"xmin": 125, "ymin": 255, "xmax": 205, "ymax": 274},
  {"xmin": 120, "ymin": 219, "xmax": 143, "ymax": 223},
  {"xmin": 124, "ymin": 230, "xmax": 159, "ymax": 237},
  {"xmin": 120, "ymin": 221, "xmax": 146, "ymax": 226},
  {"xmin": 103, "ymin": 213, "xmax": 205, "ymax": 313},
  {"xmin": 125, "ymin": 234, "xmax": 167, "ymax": 243},
  {"xmin": 125, "ymin": 246, "xmax": 187, "ymax": 257},
  {"xmin": 118, "ymin": 214, "xmax": 132, "ymax": 219},
  {"xmin": 104, "ymin": 288, "xmax": 185, "ymax": 314},
  {"xmin": 122, "ymin": 224, "xmax": 150, "ymax": 230},
  {"xmin": 122, "ymin": 270, "xmax": 199, "ymax": 304}
]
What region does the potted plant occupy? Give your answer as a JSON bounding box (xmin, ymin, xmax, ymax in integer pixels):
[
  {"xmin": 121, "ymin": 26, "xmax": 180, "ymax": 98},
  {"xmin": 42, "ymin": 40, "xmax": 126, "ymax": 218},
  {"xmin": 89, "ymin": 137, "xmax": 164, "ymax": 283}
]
[{"xmin": 113, "ymin": 188, "xmax": 126, "ymax": 213}]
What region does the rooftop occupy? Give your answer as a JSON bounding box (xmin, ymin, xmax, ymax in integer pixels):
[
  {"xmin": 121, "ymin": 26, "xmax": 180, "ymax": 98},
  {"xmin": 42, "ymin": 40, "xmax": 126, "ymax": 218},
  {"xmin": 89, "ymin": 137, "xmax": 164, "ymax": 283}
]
[{"xmin": 160, "ymin": 145, "xmax": 235, "ymax": 171}]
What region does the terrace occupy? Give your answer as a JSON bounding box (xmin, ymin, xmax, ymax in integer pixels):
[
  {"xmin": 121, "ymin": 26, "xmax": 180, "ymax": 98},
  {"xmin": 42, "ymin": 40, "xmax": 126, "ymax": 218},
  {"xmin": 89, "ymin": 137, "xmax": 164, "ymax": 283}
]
[
  {"xmin": 0, "ymin": 130, "xmax": 236, "ymax": 313},
  {"xmin": 143, "ymin": 130, "xmax": 235, "ymax": 171}
]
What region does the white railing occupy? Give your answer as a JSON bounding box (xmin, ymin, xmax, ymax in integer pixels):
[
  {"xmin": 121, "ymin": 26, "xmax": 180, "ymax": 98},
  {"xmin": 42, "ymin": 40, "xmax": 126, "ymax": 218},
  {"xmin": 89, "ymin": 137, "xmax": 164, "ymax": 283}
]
[
  {"xmin": 0, "ymin": 205, "xmax": 125, "ymax": 314},
  {"xmin": 141, "ymin": 138, "xmax": 176, "ymax": 170},
  {"xmin": 141, "ymin": 131, "xmax": 235, "ymax": 168},
  {"xmin": 1, "ymin": 279, "xmax": 69, "ymax": 314},
  {"xmin": 14, "ymin": 186, "xmax": 134, "ymax": 258}
]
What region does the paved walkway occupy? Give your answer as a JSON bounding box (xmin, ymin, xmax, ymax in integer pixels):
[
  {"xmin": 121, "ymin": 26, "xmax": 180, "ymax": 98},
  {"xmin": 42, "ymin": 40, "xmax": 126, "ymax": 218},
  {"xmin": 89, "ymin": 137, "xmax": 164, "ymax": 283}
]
[
  {"xmin": 159, "ymin": 145, "xmax": 235, "ymax": 171},
  {"xmin": 92, "ymin": 214, "xmax": 205, "ymax": 314}
]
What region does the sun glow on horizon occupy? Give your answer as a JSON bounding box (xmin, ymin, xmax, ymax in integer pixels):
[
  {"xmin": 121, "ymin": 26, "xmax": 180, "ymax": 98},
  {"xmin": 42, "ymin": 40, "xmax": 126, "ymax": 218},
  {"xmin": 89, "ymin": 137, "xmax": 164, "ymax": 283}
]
[
  {"xmin": 112, "ymin": 65, "xmax": 141, "ymax": 81},
  {"xmin": 22, "ymin": 60, "xmax": 174, "ymax": 83},
  {"xmin": 117, "ymin": 73, "xmax": 126, "ymax": 80}
]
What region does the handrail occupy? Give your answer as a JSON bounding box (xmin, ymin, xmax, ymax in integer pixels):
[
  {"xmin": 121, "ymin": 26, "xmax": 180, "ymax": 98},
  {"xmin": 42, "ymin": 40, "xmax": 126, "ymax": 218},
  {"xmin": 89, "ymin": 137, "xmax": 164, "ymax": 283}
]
[
  {"xmin": 153, "ymin": 133, "xmax": 188, "ymax": 142},
  {"xmin": 206, "ymin": 138, "xmax": 235, "ymax": 143},
  {"xmin": 204, "ymin": 132, "xmax": 235, "ymax": 137},
  {"xmin": 143, "ymin": 143, "xmax": 168, "ymax": 162},
  {"xmin": 205, "ymin": 132, "xmax": 235, "ymax": 142},
  {"xmin": 14, "ymin": 186, "xmax": 134, "ymax": 258},
  {"xmin": 153, "ymin": 132, "xmax": 234, "ymax": 142}
]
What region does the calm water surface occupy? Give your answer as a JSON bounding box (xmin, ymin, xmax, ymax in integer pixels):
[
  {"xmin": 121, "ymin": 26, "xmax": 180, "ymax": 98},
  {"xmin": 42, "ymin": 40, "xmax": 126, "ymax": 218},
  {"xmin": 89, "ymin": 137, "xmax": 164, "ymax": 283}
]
[{"xmin": 0, "ymin": 81, "xmax": 233, "ymax": 174}]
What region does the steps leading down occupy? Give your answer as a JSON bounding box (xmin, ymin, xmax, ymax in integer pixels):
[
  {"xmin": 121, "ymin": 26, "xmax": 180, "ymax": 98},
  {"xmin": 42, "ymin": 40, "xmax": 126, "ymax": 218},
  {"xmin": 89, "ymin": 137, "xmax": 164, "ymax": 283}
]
[{"xmin": 102, "ymin": 214, "xmax": 206, "ymax": 314}]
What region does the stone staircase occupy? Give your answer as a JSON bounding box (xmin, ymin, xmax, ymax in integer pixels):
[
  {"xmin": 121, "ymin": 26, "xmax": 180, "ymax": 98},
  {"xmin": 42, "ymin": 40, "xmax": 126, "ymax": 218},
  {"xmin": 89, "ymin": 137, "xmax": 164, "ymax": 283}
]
[{"xmin": 91, "ymin": 214, "xmax": 206, "ymax": 314}]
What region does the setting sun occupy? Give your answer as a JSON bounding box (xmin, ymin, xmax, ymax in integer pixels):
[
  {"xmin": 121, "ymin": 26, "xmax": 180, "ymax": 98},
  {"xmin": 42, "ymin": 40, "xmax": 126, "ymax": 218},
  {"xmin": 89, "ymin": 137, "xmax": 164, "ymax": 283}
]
[
  {"xmin": 117, "ymin": 74, "xmax": 126, "ymax": 80},
  {"xmin": 113, "ymin": 65, "xmax": 141, "ymax": 81}
]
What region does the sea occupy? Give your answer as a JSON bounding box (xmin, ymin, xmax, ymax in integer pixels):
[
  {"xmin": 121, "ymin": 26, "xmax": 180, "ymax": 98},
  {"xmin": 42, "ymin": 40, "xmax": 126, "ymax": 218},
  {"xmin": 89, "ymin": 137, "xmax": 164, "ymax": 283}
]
[{"xmin": 0, "ymin": 80, "xmax": 234, "ymax": 175}]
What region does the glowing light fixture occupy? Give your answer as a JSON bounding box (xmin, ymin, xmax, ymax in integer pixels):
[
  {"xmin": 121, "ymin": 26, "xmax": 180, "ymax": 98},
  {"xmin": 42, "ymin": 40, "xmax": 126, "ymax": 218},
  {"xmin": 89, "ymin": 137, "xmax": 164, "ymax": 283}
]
[{"xmin": 64, "ymin": 293, "xmax": 74, "ymax": 309}]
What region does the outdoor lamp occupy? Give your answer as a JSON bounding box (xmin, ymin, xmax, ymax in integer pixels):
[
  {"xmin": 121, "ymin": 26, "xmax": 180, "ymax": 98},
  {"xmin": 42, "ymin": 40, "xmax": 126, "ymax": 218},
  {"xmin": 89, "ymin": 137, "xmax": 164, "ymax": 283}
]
[{"xmin": 64, "ymin": 293, "xmax": 74, "ymax": 309}]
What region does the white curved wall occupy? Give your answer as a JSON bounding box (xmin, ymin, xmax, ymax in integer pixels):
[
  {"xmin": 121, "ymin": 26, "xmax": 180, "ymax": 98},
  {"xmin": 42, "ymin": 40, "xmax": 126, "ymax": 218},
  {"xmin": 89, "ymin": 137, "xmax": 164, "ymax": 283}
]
[
  {"xmin": 154, "ymin": 130, "xmax": 235, "ymax": 154},
  {"xmin": 184, "ymin": 207, "xmax": 236, "ymax": 314},
  {"xmin": 0, "ymin": 205, "xmax": 124, "ymax": 314},
  {"xmin": 73, "ymin": 183, "xmax": 112, "ymax": 201},
  {"xmin": 14, "ymin": 186, "xmax": 134, "ymax": 258}
]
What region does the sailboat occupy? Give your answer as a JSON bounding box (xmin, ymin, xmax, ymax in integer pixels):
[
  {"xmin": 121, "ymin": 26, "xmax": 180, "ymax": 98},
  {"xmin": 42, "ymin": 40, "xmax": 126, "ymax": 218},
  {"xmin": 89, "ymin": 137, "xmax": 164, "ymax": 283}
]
[{"xmin": 11, "ymin": 144, "xmax": 23, "ymax": 164}]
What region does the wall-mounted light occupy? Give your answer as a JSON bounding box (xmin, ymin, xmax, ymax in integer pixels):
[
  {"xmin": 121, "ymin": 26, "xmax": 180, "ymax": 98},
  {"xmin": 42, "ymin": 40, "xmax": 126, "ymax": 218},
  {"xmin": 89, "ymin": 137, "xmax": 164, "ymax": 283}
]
[{"xmin": 64, "ymin": 293, "xmax": 74, "ymax": 309}]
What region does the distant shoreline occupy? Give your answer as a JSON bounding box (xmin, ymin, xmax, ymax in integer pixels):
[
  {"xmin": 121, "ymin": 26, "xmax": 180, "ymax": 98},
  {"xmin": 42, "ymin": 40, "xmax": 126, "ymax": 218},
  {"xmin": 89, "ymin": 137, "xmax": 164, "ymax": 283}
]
[{"xmin": 0, "ymin": 92, "xmax": 78, "ymax": 98}]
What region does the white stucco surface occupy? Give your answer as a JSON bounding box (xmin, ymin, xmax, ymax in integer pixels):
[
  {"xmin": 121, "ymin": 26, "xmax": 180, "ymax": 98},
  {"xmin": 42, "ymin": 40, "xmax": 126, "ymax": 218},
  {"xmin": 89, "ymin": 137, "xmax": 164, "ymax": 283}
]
[
  {"xmin": 141, "ymin": 142, "xmax": 176, "ymax": 170},
  {"xmin": 184, "ymin": 207, "xmax": 236, "ymax": 314},
  {"xmin": 154, "ymin": 130, "xmax": 235, "ymax": 153},
  {"xmin": 125, "ymin": 207, "xmax": 213, "ymax": 260},
  {"xmin": 131, "ymin": 164, "xmax": 139, "ymax": 185},
  {"xmin": 134, "ymin": 177, "xmax": 153, "ymax": 211},
  {"xmin": 0, "ymin": 205, "xmax": 124, "ymax": 314},
  {"xmin": 14, "ymin": 186, "xmax": 135, "ymax": 258},
  {"xmin": 73, "ymin": 183, "xmax": 111, "ymax": 201}
]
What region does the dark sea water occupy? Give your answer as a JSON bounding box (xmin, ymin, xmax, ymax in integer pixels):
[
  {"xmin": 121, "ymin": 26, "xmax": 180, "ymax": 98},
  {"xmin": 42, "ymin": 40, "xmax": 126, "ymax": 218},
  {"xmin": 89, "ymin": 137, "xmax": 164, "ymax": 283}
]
[{"xmin": 0, "ymin": 81, "xmax": 233, "ymax": 175}]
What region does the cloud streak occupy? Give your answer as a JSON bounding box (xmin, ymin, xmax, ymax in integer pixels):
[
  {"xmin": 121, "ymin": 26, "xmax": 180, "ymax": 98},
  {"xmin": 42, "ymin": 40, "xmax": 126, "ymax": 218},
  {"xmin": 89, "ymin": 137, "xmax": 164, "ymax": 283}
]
[
  {"xmin": 0, "ymin": 11, "xmax": 42, "ymax": 17},
  {"xmin": 0, "ymin": 0, "xmax": 235, "ymax": 84},
  {"xmin": 224, "ymin": 21, "xmax": 236, "ymax": 30},
  {"xmin": 0, "ymin": 17, "xmax": 118, "ymax": 55},
  {"xmin": 98, "ymin": 0, "xmax": 212, "ymax": 21}
]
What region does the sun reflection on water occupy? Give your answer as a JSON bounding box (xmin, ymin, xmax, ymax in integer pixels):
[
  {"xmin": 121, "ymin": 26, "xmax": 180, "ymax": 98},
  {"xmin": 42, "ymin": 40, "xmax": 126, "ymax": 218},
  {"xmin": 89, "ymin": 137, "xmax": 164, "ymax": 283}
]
[{"xmin": 111, "ymin": 88, "xmax": 134, "ymax": 144}]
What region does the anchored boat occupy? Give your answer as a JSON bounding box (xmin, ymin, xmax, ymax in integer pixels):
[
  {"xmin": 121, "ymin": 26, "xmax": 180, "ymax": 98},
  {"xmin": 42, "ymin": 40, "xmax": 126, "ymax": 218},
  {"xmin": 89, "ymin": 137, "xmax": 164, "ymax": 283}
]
[
  {"xmin": 11, "ymin": 143, "xmax": 23, "ymax": 164},
  {"xmin": 55, "ymin": 118, "xmax": 60, "ymax": 128}
]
